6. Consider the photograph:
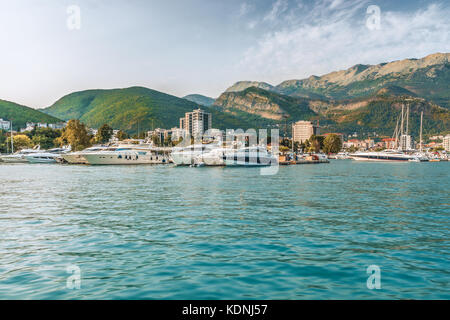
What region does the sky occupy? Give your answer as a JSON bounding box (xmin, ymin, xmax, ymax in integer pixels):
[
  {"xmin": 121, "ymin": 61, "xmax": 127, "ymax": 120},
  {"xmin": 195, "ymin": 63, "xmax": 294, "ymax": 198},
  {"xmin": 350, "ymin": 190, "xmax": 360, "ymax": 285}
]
[{"xmin": 0, "ymin": 0, "xmax": 449, "ymax": 108}]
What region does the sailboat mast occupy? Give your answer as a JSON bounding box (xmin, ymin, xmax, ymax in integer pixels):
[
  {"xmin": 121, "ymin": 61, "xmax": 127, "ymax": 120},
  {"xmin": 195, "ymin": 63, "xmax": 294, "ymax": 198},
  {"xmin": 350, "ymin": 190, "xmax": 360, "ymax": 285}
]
[
  {"xmin": 10, "ymin": 120, "xmax": 14, "ymax": 153},
  {"xmin": 400, "ymin": 105, "xmax": 405, "ymax": 135},
  {"xmin": 406, "ymin": 105, "xmax": 409, "ymax": 135},
  {"xmin": 420, "ymin": 111, "xmax": 423, "ymax": 152},
  {"xmin": 393, "ymin": 117, "xmax": 399, "ymax": 149}
]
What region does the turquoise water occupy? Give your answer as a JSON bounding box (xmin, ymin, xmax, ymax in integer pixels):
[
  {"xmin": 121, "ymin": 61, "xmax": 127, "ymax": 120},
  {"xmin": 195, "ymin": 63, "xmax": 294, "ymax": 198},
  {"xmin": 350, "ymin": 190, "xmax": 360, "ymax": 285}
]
[{"xmin": 0, "ymin": 161, "xmax": 449, "ymax": 299}]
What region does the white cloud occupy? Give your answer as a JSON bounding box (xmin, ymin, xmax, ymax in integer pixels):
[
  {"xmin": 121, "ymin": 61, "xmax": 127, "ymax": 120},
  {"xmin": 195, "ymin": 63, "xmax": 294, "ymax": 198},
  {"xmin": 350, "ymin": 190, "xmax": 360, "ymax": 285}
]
[
  {"xmin": 239, "ymin": 1, "xmax": 450, "ymax": 84},
  {"xmin": 264, "ymin": 0, "xmax": 288, "ymax": 22},
  {"xmin": 239, "ymin": 2, "xmax": 252, "ymax": 17}
]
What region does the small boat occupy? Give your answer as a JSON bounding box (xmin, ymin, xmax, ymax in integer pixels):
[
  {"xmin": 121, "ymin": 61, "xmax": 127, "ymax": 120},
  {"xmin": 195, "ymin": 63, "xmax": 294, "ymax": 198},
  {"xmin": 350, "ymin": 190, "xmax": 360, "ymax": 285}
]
[{"xmin": 408, "ymin": 158, "xmax": 420, "ymax": 162}]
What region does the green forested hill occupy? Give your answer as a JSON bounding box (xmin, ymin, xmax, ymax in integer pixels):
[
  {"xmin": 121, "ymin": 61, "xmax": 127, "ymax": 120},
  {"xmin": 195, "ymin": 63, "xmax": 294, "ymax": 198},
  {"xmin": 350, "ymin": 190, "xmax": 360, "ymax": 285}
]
[
  {"xmin": 42, "ymin": 86, "xmax": 254, "ymax": 133},
  {"xmin": 0, "ymin": 99, "xmax": 62, "ymax": 130}
]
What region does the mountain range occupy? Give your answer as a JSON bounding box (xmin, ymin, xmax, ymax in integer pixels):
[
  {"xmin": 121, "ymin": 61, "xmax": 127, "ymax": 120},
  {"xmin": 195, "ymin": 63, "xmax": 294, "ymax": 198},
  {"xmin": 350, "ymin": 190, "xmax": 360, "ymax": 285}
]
[
  {"xmin": 225, "ymin": 52, "xmax": 450, "ymax": 108},
  {"xmin": 1, "ymin": 52, "xmax": 449, "ymax": 137},
  {"xmin": 183, "ymin": 94, "xmax": 215, "ymax": 107}
]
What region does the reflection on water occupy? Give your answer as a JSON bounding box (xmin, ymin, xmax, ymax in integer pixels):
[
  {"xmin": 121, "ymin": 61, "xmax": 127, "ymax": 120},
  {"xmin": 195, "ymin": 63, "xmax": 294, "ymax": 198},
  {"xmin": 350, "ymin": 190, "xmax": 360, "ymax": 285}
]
[{"xmin": 0, "ymin": 161, "xmax": 449, "ymax": 299}]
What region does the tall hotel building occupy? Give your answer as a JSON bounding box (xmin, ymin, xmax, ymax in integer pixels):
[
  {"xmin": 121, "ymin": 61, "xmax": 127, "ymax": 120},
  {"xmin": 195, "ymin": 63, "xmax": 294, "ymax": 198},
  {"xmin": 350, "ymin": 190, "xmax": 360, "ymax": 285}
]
[
  {"xmin": 292, "ymin": 120, "xmax": 319, "ymax": 143},
  {"xmin": 180, "ymin": 108, "xmax": 212, "ymax": 137}
]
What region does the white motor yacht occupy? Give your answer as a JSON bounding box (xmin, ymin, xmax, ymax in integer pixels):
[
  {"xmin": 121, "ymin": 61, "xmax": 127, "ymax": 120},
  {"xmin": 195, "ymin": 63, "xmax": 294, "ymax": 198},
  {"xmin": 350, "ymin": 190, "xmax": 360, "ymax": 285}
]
[
  {"xmin": 0, "ymin": 147, "xmax": 41, "ymax": 163},
  {"xmin": 192, "ymin": 147, "xmax": 231, "ymax": 166},
  {"xmin": 61, "ymin": 146, "xmax": 111, "ymax": 164},
  {"xmin": 83, "ymin": 148, "xmax": 169, "ymax": 165},
  {"xmin": 350, "ymin": 150, "xmax": 416, "ymax": 162},
  {"xmin": 335, "ymin": 152, "xmax": 350, "ymax": 159},
  {"xmin": 25, "ymin": 148, "xmax": 70, "ymax": 164},
  {"xmin": 222, "ymin": 146, "xmax": 278, "ymax": 167},
  {"xmin": 170, "ymin": 143, "xmax": 220, "ymax": 166}
]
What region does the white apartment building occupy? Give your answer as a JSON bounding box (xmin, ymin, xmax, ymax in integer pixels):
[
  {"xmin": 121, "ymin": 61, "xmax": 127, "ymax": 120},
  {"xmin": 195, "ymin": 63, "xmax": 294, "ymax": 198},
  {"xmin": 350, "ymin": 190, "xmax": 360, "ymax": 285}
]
[
  {"xmin": 292, "ymin": 120, "xmax": 319, "ymax": 143},
  {"xmin": 443, "ymin": 135, "xmax": 450, "ymax": 152},
  {"xmin": 399, "ymin": 134, "xmax": 412, "ymax": 151},
  {"xmin": 180, "ymin": 108, "xmax": 212, "ymax": 137},
  {"xmin": 0, "ymin": 118, "xmax": 10, "ymax": 130}
]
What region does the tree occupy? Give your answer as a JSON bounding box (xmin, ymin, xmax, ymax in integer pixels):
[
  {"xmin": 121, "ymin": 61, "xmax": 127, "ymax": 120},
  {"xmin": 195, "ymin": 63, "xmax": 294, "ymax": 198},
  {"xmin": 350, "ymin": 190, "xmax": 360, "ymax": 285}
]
[
  {"xmin": 0, "ymin": 130, "xmax": 6, "ymax": 153},
  {"xmin": 280, "ymin": 138, "xmax": 292, "ymax": 148},
  {"xmin": 348, "ymin": 145, "xmax": 358, "ymax": 153},
  {"xmin": 8, "ymin": 134, "xmax": 32, "ymax": 150},
  {"xmin": 306, "ymin": 135, "xmax": 324, "ymax": 153},
  {"xmin": 56, "ymin": 119, "xmax": 92, "ymax": 151},
  {"xmin": 323, "ymin": 134, "xmax": 343, "ymax": 154},
  {"xmin": 96, "ymin": 124, "xmax": 113, "ymax": 143},
  {"xmin": 116, "ymin": 130, "xmax": 128, "ymax": 141},
  {"xmin": 29, "ymin": 128, "xmax": 62, "ymax": 149}
]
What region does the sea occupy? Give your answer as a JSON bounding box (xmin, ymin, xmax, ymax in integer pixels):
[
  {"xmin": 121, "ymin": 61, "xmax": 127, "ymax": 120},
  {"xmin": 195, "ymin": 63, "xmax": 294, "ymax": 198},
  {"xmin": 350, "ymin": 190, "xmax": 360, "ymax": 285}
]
[{"xmin": 0, "ymin": 160, "xmax": 449, "ymax": 299}]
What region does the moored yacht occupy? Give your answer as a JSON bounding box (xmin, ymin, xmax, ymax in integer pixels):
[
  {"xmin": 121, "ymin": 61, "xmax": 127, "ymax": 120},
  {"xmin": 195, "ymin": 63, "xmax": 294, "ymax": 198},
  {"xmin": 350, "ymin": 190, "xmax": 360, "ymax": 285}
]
[
  {"xmin": 0, "ymin": 147, "xmax": 41, "ymax": 163},
  {"xmin": 222, "ymin": 146, "xmax": 278, "ymax": 167},
  {"xmin": 350, "ymin": 150, "xmax": 416, "ymax": 162},
  {"xmin": 83, "ymin": 148, "xmax": 169, "ymax": 165},
  {"xmin": 61, "ymin": 146, "xmax": 111, "ymax": 164},
  {"xmin": 170, "ymin": 143, "xmax": 220, "ymax": 166},
  {"xmin": 25, "ymin": 148, "xmax": 70, "ymax": 164}
]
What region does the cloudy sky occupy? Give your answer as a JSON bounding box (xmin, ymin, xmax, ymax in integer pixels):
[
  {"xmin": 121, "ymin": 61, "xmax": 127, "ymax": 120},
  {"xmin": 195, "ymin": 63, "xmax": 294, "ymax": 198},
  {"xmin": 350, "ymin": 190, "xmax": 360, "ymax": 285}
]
[{"xmin": 0, "ymin": 0, "xmax": 449, "ymax": 108}]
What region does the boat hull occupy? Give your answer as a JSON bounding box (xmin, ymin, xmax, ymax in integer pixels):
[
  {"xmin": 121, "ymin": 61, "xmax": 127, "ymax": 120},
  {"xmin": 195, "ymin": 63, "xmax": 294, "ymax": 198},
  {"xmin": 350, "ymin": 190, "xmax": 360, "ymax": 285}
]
[
  {"xmin": 61, "ymin": 153, "xmax": 89, "ymax": 164},
  {"xmin": 0, "ymin": 156, "xmax": 28, "ymax": 163},
  {"xmin": 84, "ymin": 153, "xmax": 168, "ymax": 165}
]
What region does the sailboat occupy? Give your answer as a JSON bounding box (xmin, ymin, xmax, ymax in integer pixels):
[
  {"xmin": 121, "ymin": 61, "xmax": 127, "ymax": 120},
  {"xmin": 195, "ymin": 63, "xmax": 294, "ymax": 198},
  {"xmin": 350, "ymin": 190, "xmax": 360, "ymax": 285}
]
[{"xmin": 350, "ymin": 105, "xmax": 419, "ymax": 162}]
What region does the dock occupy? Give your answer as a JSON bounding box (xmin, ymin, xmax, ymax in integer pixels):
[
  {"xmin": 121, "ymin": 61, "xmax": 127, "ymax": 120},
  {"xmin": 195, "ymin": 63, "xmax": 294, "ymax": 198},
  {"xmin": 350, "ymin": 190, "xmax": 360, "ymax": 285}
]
[{"xmin": 279, "ymin": 159, "xmax": 329, "ymax": 165}]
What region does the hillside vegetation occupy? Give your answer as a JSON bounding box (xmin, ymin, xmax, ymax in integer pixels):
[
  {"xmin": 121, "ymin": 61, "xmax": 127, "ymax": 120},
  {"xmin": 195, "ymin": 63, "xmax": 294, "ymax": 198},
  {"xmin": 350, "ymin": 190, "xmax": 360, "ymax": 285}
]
[
  {"xmin": 0, "ymin": 99, "xmax": 62, "ymax": 130},
  {"xmin": 43, "ymin": 87, "xmax": 254, "ymax": 133}
]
